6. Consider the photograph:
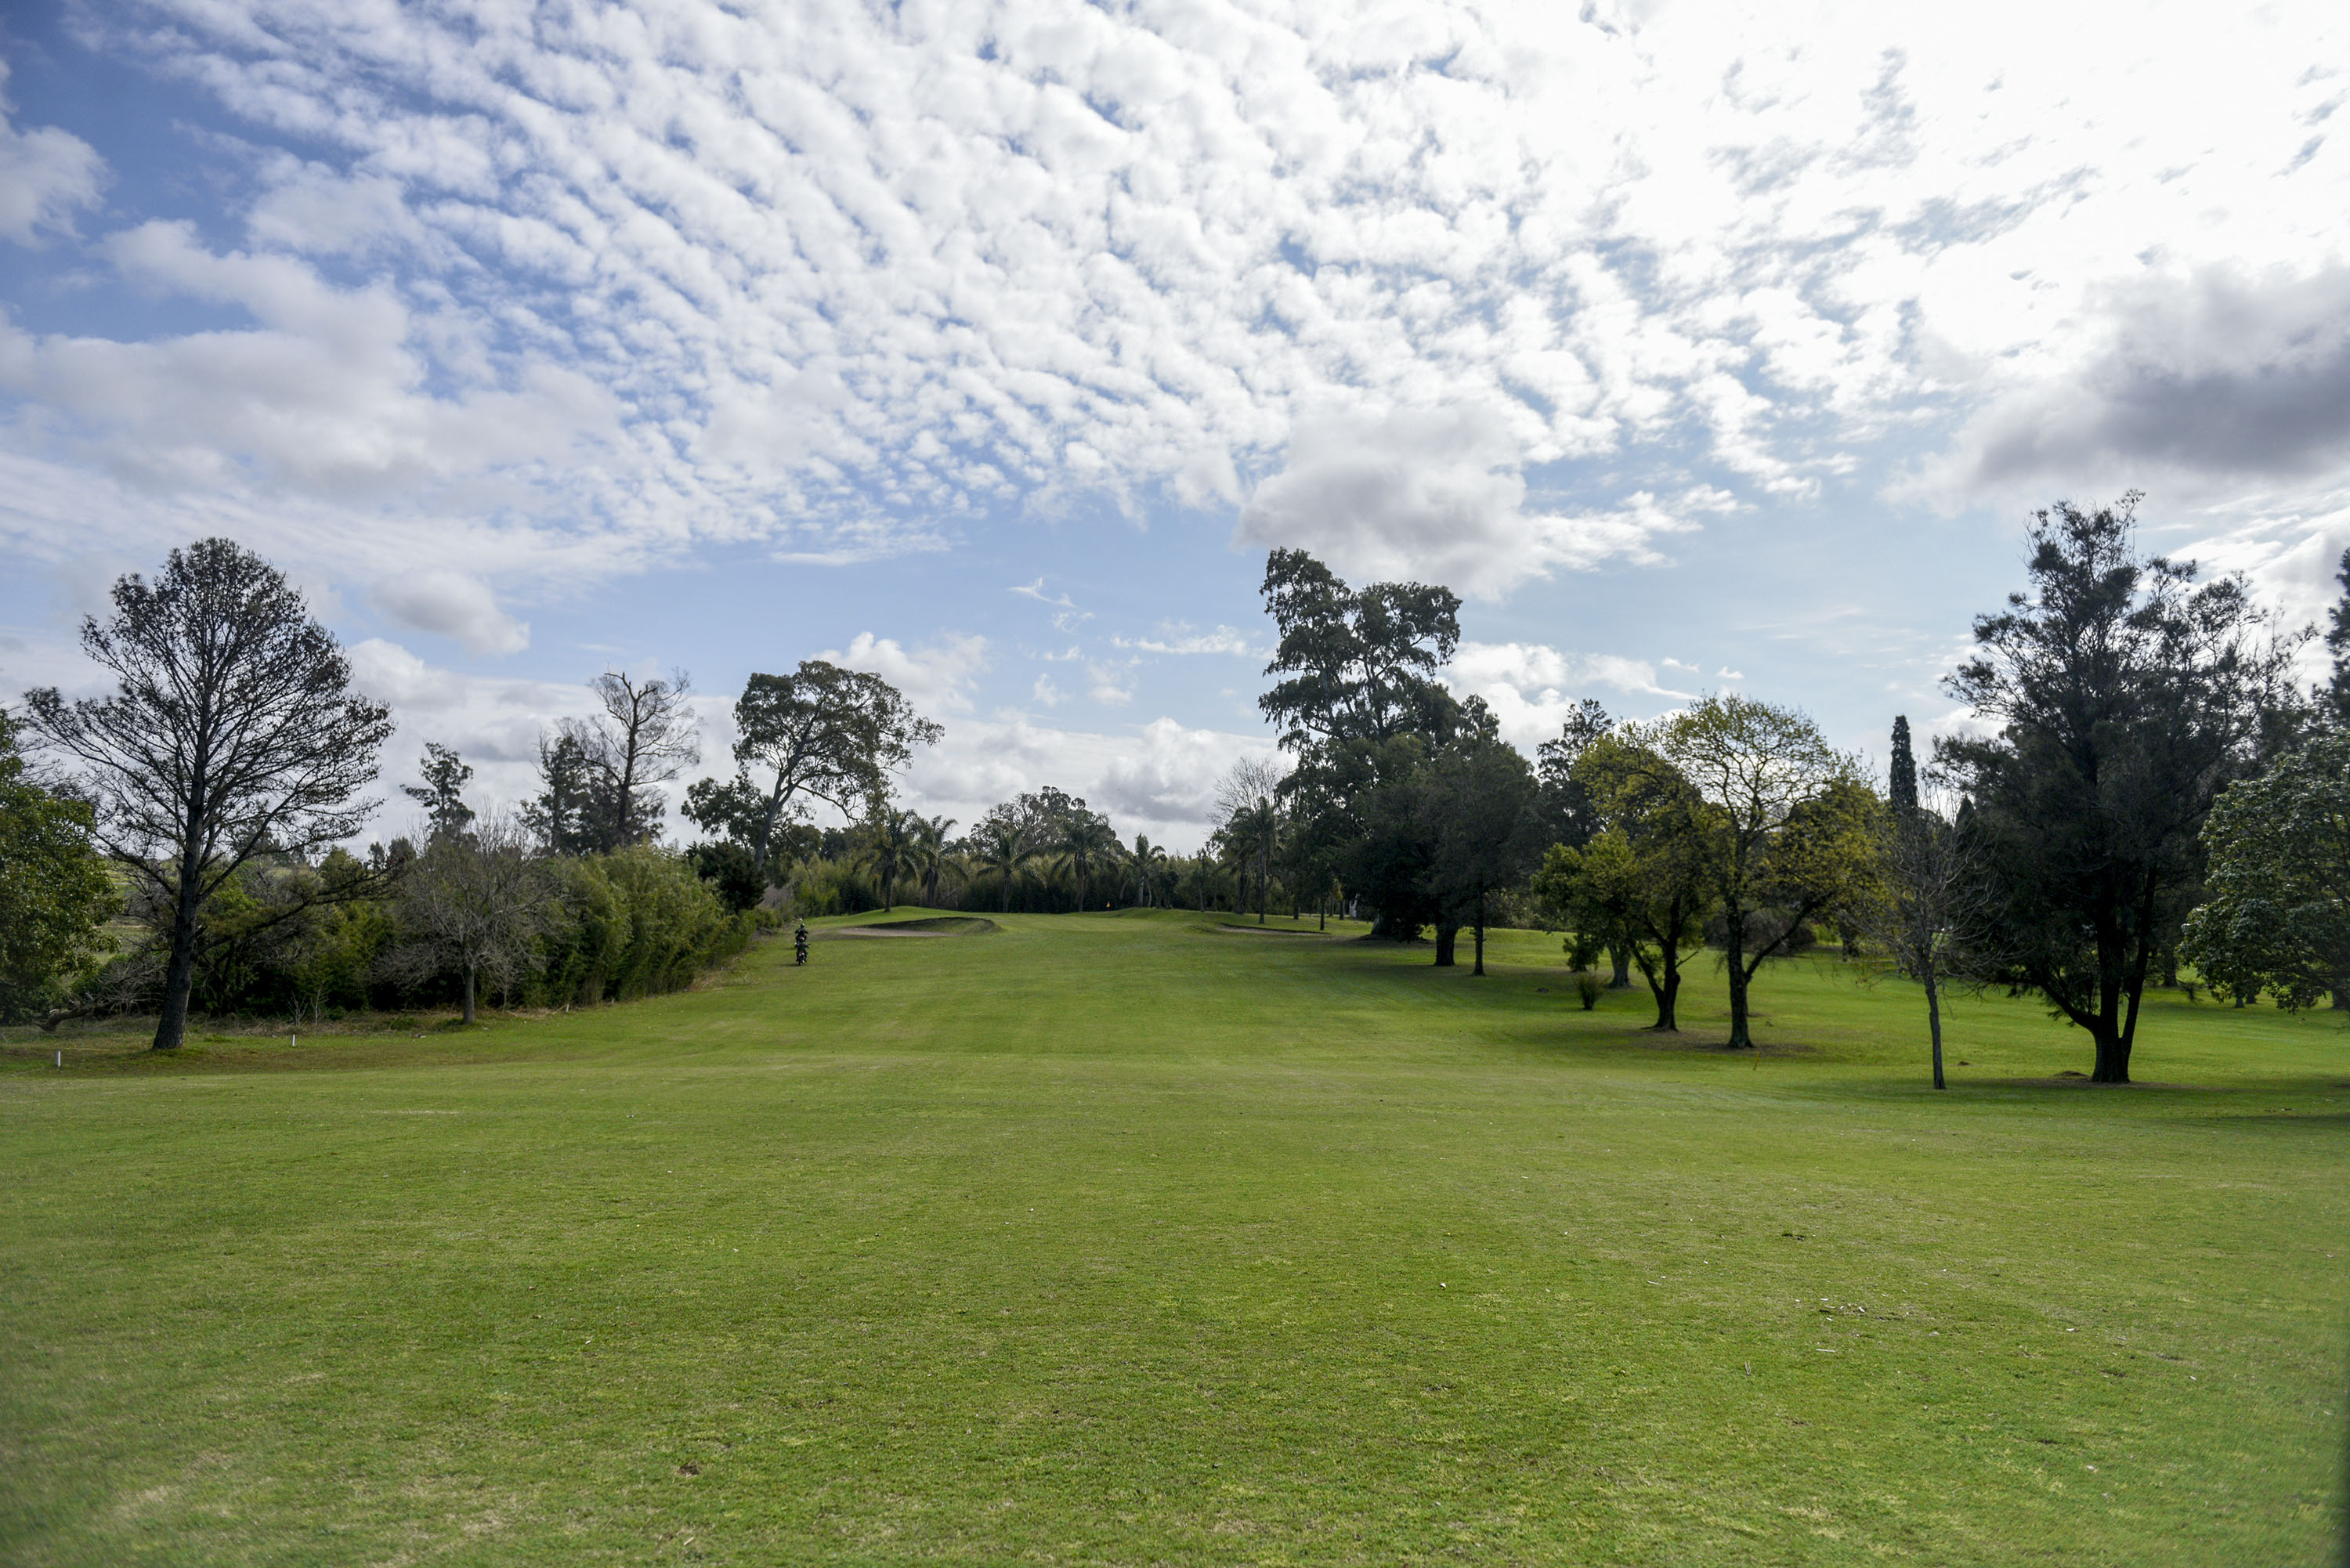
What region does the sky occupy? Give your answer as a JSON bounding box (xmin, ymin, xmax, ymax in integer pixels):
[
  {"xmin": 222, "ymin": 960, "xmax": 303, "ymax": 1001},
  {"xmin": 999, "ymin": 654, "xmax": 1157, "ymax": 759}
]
[{"xmin": 3, "ymin": 0, "xmax": 2347, "ymax": 850}]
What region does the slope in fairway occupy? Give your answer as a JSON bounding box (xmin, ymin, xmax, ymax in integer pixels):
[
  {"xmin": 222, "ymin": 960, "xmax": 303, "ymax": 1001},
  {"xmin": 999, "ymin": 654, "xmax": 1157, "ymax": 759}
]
[{"xmin": 2, "ymin": 911, "xmax": 2344, "ymax": 1565}]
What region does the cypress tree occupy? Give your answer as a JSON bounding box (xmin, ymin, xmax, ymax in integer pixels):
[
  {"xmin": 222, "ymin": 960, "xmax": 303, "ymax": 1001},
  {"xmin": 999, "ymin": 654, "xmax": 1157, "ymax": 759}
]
[
  {"xmin": 2326, "ymin": 547, "xmax": 2350, "ymax": 728},
  {"xmin": 1889, "ymin": 715, "xmax": 1918, "ymax": 818}
]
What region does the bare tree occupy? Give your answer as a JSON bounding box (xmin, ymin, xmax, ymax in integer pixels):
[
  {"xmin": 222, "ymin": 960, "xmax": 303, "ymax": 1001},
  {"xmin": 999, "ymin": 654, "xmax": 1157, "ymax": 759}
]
[
  {"xmin": 566, "ymin": 669, "xmax": 700, "ymax": 846},
  {"xmin": 381, "ymin": 813, "xmax": 548, "ymax": 1024},
  {"xmin": 1852, "ymin": 785, "xmax": 1998, "ymax": 1089},
  {"xmin": 23, "ymin": 539, "xmax": 393, "ymax": 1050}
]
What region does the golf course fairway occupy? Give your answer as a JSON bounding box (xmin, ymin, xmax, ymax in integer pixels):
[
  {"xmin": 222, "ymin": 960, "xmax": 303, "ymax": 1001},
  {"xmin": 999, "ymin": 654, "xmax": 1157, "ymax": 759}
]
[{"xmin": 2, "ymin": 909, "xmax": 2343, "ymax": 1565}]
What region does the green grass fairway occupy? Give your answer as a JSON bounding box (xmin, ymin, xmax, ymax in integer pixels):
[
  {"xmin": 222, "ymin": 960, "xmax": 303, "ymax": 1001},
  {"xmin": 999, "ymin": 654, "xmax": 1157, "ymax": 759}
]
[{"xmin": 4, "ymin": 912, "xmax": 2345, "ymax": 1565}]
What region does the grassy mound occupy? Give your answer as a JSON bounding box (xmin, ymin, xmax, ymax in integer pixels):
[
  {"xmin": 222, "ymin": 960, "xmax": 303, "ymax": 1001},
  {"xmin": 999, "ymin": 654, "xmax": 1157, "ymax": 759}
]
[
  {"xmin": 2, "ymin": 912, "xmax": 2341, "ymax": 1564},
  {"xmin": 839, "ymin": 914, "xmax": 999, "ymax": 934}
]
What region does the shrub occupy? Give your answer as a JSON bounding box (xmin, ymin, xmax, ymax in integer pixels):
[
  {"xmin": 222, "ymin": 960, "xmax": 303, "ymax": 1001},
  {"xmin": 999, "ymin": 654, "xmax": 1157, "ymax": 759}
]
[{"xmin": 1573, "ymin": 971, "xmax": 1603, "ymax": 1010}]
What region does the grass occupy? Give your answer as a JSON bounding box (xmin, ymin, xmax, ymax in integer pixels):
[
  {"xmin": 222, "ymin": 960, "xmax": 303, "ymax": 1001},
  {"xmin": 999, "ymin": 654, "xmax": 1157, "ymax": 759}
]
[{"xmin": 2, "ymin": 909, "xmax": 2344, "ymax": 1565}]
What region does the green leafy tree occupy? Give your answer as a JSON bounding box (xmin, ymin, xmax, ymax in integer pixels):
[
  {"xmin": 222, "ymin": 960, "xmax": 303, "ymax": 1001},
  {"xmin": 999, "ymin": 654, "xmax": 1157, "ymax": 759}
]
[
  {"xmin": 402, "ymin": 742, "xmax": 476, "ymax": 842},
  {"xmin": 1940, "ymin": 496, "xmax": 2294, "ymax": 1082},
  {"xmin": 1256, "ymin": 549, "xmax": 1462, "ymax": 941},
  {"xmin": 909, "ymin": 814, "xmax": 960, "ymax": 906},
  {"xmin": 1532, "ymin": 734, "xmax": 1713, "ymax": 1029},
  {"xmin": 1059, "ymin": 814, "xmax": 1122, "ymax": 909},
  {"xmin": 1420, "ymin": 715, "xmax": 1540, "ymax": 975},
  {"xmin": 691, "ymin": 662, "xmax": 940, "ymax": 876},
  {"xmin": 967, "ymin": 818, "xmax": 1043, "ymax": 912},
  {"xmin": 2180, "ymin": 733, "xmax": 2350, "ymax": 1013},
  {"xmin": 522, "ymin": 730, "xmax": 598, "ymax": 854},
  {"xmin": 0, "ymin": 711, "xmax": 118, "ymax": 1024},
  {"xmin": 859, "ymin": 806, "xmax": 921, "ymax": 912},
  {"xmin": 24, "ymin": 539, "xmax": 393, "ymax": 1050},
  {"xmin": 1660, "ymin": 693, "xmax": 1876, "ymax": 1050}
]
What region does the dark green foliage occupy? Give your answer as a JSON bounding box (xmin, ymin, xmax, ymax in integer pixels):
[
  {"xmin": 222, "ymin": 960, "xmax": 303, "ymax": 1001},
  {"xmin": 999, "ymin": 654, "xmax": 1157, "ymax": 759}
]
[
  {"xmin": 522, "ymin": 731, "xmax": 598, "ymax": 855},
  {"xmin": 2179, "ymin": 732, "xmax": 2350, "ymax": 1012},
  {"xmin": 2327, "ymin": 547, "xmax": 2350, "ymax": 728},
  {"xmin": 1419, "ymin": 709, "xmax": 1541, "ymax": 974},
  {"xmin": 1888, "ymin": 715, "xmax": 1918, "ymax": 818},
  {"xmin": 0, "ymin": 711, "xmax": 119, "ymax": 1023},
  {"xmin": 400, "ymin": 742, "xmax": 475, "ymax": 841},
  {"xmin": 1940, "ymin": 495, "xmax": 2294, "ymax": 1082},
  {"xmin": 689, "ymin": 841, "xmax": 767, "ymax": 913}
]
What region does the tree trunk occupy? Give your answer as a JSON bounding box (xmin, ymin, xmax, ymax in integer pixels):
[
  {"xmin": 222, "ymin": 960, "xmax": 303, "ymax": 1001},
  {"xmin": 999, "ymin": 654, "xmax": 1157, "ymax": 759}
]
[
  {"xmin": 1472, "ymin": 891, "xmax": 1486, "ymax": 976},
  {"xmin": 1650, "ymin": 944, "xmax": 1682, "ymax": 1031},
  {"xmin": 1607, "ymin": 943, "xmax": 1632, "ymax": 988},
  {"xmin": 1318, "ymin": 895, "xmax": 1325, "ymax": 932},
  {"xmin": 152, "ymin": 858, "xmax": 205, "ymax": 1051},
  {"xmin": 462, "ymin": 966, "xmax": 478, "ymax": 1025},
  {"xmin": 1434, "ymin": 923, "xmax": 1457, "ymax": 966},
  {"xmin": 1925, "ymin": 966, "xmax": 1945, "ymax": 1089},
  {"xmin": 1723, "ymin": 916, "xmax": 1752, "ymax": 1048},
  {"xmin": 2090, "ymin": 1027, "xmax": 2131, "ymax": 1083}
]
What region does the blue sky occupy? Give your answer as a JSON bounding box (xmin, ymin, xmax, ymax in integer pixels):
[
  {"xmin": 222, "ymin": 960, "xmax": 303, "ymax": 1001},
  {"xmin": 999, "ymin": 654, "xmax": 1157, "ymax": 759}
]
[{"xmin": 4, "ymin": 0, "xmax": 2347, "ymax": 847}]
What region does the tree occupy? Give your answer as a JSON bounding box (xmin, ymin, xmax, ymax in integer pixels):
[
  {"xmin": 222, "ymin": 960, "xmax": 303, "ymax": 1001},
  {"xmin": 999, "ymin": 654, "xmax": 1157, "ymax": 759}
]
[
  {"xmin": 1128, "ymin": 835, "xmax": 1170, "ymax": 907},
  {"xmin": 0, "ymin": 710, "xmax": 118, "ymax": 1024},
  {"xmin": 1217, "ymin": 757, "xmax": 1285, "ymax": 925},
  {"xmin": 1532, "ymin": 734, "xmax": 1713, "ymax": 1030},
  {"xmin": 688, "ymin": 662, "xmax": 941, "ymax": 878},
  {"xmin": 522, "ymin": 729, "xmax": 597, "ymax": 854},
  {"xmin": 2325, "ymin": 547, "xmax": 2350, "ymax": 729},
  {"xmin": 1940, "ymin": 496, "xmax": 2294, "ymax": 1082},
  {"xmin": 383, "ymin": 814, "xmax": 548, "ymax": 1024},
  {"xmin": 1851, "ymin": 786, "xmax": 1998, "ymax": 1088},
  {"xmin": 24, "ymin": 539, "xmax": 393, "ymax": 1051},
  {"xmin": 967, "ymin": 818, "xmax": 1043, "ymax": 912},
  {"xmin": 909, "ymin": 815, "xmax": 959, "ymax": 906},
  {"xmin": 1888, "ymin": 716, "xmax": 1919, "ymax": 818},
  {"xmin": 1256, "ymin": 550, "xmax": 1462, "ymax": 941},
  {"xmin": 859, "ymin": 806, "xmax": 920, "ymax": 912},
  {"xmin": 1259, "ymin": 549, "xmax": 1461, "ymax": 750},
  {"xmin": 2179, "ymin": 732, "xmax": 2350, "ymax": 1013},
  {"xmin": 1059, "ymin": 814, "xmax": 1122, "ymax": 909},
  {"xmin": 1660, "ymin": 693, "xmax": 1875, "ymax": 1050},
  {"xmin": 1421, "ymin": 719, "xmax": 1539, "ymax": 975},
  {"xmin": 566, "ymin": 669, "xmax": 699, "ymax": 848},
  {"xmin": 1535, "ymin": 699, "xmax": 1629, "ymax": 985},
  {"xmin": 402, "ymin": 742, "xmax": 476, "ymax": 842}
]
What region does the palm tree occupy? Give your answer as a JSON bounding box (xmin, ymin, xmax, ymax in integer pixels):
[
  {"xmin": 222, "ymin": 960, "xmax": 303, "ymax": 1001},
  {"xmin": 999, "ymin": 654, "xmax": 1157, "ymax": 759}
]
[
  {"xmin": 1129, "ymin": 835, "xmax": 1169, "ymax": 907},
  {"xmin": 859, "ymin": 806, "xmax": 919, "ymax": 911},
  {"xmin": 967, "ymin": 818, "xmax": 1043, "ymax": 913},
  {"xmin": 910, "ymin": 814, "xmax": 958, "ymax": 906},
  {"xmin": 1060, "ymin": 815, "xmax": 1121, "ymax": 909}
]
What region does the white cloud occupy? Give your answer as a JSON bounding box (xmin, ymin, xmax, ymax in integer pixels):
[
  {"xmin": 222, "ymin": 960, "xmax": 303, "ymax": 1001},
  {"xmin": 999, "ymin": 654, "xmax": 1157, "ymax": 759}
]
[
  {"xmin": 2, "ymin": 0, "xmax": 2344, "ymax": 612},
  {"xmin": 1237, "ymin": 406, "xmax": 1737, "ymax": 596},
  {"xmin": 1444, "ymin": 640, "xmax": 1694, "ymax": 750},
  {"xmin": 902, "ymin": 712, "xmax": 1273, "ymax": 846},
  {"xmin": 1032, "ymin": 674, "xmax": 1068, "ymax": 708},
  {"xmin": 1115, "ymin": 624, "xmax": 1259, "ymax": 657},
  {"xmin": 818, "ymin": 630, "xmax": 990, "ymax": 715},
  {"xmin": 0, "ymin": 73, "xmax": 104, "ymax": 244},
  {"xmin": 371, "ymin": 569, "xmax": 529, "ymax": 656}
]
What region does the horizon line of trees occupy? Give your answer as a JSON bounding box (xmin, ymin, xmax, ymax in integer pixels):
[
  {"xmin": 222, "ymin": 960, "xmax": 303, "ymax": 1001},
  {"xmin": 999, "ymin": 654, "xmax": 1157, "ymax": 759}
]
[{"xmin": 6, "ymin": 499, "xmax": 2347, "ymax": 1085}]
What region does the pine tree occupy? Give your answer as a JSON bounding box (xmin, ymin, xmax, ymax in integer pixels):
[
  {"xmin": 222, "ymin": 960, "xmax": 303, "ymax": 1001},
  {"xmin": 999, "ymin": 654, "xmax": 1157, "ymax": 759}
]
[
  {"xmin": 1889, "ymin": 715, "xmax": 1918, "ymax": 818},
  {"xmin": 402, "ymin": 742, "xmax": 475, "ymax": 841}
]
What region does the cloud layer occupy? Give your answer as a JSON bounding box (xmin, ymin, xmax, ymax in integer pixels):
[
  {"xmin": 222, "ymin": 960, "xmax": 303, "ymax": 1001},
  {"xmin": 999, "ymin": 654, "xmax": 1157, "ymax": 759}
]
[{"xmin": 0, "ymin": 1, "xmax": 2339, "ymax": 602}]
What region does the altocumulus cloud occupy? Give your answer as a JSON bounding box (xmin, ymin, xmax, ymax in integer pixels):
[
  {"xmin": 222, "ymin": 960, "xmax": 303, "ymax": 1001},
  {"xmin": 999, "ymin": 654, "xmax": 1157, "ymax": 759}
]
[{"xmin": 1, "ymin": 0, "xmax": 2341, "ymax": 602}]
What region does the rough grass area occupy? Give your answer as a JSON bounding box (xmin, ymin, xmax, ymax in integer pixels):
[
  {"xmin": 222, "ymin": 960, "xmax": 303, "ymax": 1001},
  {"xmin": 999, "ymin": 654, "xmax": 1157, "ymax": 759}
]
[{"xmin": 2, "ymin": 909, "xmax": 2343, "ymax": 1565}]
